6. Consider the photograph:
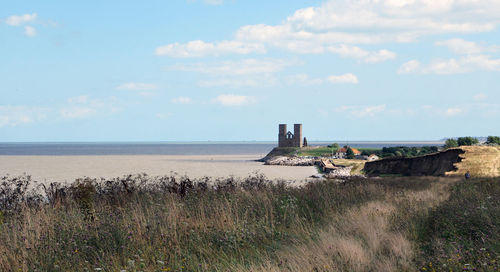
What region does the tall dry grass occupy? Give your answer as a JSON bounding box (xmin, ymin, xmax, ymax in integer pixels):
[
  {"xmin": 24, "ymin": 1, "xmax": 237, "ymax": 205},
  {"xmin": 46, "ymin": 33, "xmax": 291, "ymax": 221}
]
[
  {"xmin": 2, "ymin": 174, "xmax": 495, "ymax": 271},
  {"xmin": 0, "ymin": 174, "xmax": 390, "ymax": 271},
  {"xmin": 238, "ymin": 177, "xmax": 458, "ymax": 272},
  {"xmin": 448, "ymin": 146, "xmax": 500, "ymax": 177}
]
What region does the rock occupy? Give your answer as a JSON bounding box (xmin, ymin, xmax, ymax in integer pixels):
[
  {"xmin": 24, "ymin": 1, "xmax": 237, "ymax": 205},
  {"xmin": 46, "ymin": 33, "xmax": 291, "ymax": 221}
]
[
  {"xmin": 264, "ymin": 156, "xmax": 315, "ymax": 166},
  {"xmin": 324, "ymin": 166, "xmax": 353, "ymax": 178}
]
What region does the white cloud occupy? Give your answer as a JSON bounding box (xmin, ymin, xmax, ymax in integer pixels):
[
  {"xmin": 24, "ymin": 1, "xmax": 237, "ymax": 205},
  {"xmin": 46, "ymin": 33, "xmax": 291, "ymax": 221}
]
[
  {"xmin": 169, "ymin": 58, "xmax": 296, "ymax": 76},
  {"xmin": 444, "ymin": 107, "xmax": 465, "ymax": 116},
  {"xmin": 116, "ymin": 82, "xmax": 158, "ymax": 91},
  {"xmin": 204, "ymin": 0, "xmax": 223, "ymax": 5},
  {"xmin": 285, "ymin": 0, "xmax": 498, "ymax": 34},
  {"xmin": 213, "ymin": 94, "xmax": 256, "ymax": 106},
  {"xmin": 159, "ymin": 0, "xmax": 500, "ymax": 60},
  {"xmin": 398, "ymin": 55, "xmax": 500, "ymax": 74},
  {"xmin": 336, "ymin": 104, "xmax": 386, "ymax": 117},
  {"xmin": 199, "ymin": 77, "xmax": 275, "ymax": 88},
  {"xmin": 24, "ymin": 26, "xmax": 36, "ymax": 37},
  {"xmin": 422, "ymin": 105, "xmax": 468, "ymax": 117},
  {"xmin": 172, "ymin": 96, "xmax": 192, "ymax": 104},
  {"xmin": 156, "ymin": 113, "xmax": 171, "ymax": 119},
  {"xmin": 473, "ymin": 93, "xmax": 487, "ymax": 101},
  {"xmin": 326, "ymin": 45, "xmax": 397, "ymax": 63},
  {"xmin": 60, "ymin": 96, "xmax": 120, "ymax": 120},
  {"xmin": 68, "ymin": 95, "xmax": 88, "ymax": 104},
  {"xmin": 0, "ymin": 106, "xmax": 45, "ymax": 127},
  {"xmin": 155, "ymin": 40, "xmax": 266, "ymax": 57},
  {"xmin": 60, "ymin": 107, "xmax": 96, "ymax": 119},
  {"xmin": 285, "ymin": 73, "xmax": 323, "ymax": 85},
  {"xmin": 398, "ymin": 60, "xmax": 421, "ymax": 74},
  {"xmin": 5, "ymin": 13, "xmax": 37, "ymax": 26},
  {"xmin": 327, "ymin": 73, "xmax": 359, "ymax": 84},
  {"xmin": 435, "ymin": 39, "xmax": 499, "ymax": 55}
]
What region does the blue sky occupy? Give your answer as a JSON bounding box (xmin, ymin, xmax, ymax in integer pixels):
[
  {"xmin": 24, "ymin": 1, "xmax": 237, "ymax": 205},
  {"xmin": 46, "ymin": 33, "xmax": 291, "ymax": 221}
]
[{"xmin": 1, "ymin": 0, "xmax": 500, "ymax": 142}]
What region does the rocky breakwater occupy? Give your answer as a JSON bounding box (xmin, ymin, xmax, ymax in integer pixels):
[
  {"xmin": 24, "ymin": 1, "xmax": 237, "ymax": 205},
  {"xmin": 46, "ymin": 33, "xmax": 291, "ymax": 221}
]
[
  {"xmin": 264, "ymin": 156, "xmax": 315, "ymax": 166},
  {"xmin": 324, "ymin": 166, "xmax": 353, "ymax": 178}
]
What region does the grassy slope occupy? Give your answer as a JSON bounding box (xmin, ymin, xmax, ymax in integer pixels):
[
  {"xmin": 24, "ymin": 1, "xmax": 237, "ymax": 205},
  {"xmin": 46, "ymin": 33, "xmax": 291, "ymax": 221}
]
[
  {"xmin": 1, "ymin": 176, "xmax": 498, "ymax": 271},
  {"xmin": 448, "ymin": 146, "xmax": 500, "ymax": 178},
  {"xmin": 331, "ymin": 159, "xmax": 366, "ymax": 175},
  {"xmin": 417, "ymin": 179, "xmax": 500, "ymax": 271}
]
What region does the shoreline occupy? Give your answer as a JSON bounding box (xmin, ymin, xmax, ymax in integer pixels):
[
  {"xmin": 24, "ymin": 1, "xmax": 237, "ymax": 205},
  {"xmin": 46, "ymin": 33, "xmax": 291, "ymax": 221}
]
[{"xmin": 0, "ymin": 155, "xmax": 318, "ymax": 183}]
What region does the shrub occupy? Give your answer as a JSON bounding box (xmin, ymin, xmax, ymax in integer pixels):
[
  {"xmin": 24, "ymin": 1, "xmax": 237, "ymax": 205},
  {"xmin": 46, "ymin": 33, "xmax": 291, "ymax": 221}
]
[
  {"xmin": 457, "ymin": 136, "xmax": 479, "ymax": 146},
  {"xmin": 444, "ymin": 138, "xmax": 458, "ymax": 148},
  {"xmin": 346, "ymin": 147, "xmax": 355, "ymax": 159},
  {"xmin": 486, "ymin": 136, "xmax": 500, "ymax": 145}
]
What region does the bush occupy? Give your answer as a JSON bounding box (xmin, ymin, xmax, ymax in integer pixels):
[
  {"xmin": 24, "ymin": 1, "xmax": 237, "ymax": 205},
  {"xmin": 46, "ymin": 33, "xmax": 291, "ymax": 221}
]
[
  {"xmin": 457, "ymin": 136, "xmax": 479, "ymax": 146},
  {"xmin": 486, "ymin": 136, "xmax": 500, "ymax": 145},
  {"xmin": 346, "ymin": 147, "xmax": 355, "ymax": 159},
  {"xmin": 444, "ymin": 138, "xmax": 458, "ymax": 148}
]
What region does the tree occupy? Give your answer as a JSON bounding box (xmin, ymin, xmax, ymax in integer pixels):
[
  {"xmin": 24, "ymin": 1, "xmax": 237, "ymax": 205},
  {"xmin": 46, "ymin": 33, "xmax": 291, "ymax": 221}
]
[
  {"xmin": 486, "ymin": 136, "xmax": 500, "ymax": 145},
  {"xmin": 329, "ymin": 143, "xmax": 339, "ymax": 149},
  {"xmin": 444, "ymin": 138, "xmax": 458, "ymax": 149},
  {"xmin": 457, "ymin": 137, "xmax": 479, "ymax": 146},
  {"xmin": 346, "ymin": 147, "xmax": 355, "ymax": 159}
]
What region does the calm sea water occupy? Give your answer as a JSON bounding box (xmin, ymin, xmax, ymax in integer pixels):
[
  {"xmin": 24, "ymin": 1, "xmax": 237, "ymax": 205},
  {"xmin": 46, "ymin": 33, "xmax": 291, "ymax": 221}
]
[{"xmin": 0, "ymin": 142, "xmax": 443, "ymax": 156}]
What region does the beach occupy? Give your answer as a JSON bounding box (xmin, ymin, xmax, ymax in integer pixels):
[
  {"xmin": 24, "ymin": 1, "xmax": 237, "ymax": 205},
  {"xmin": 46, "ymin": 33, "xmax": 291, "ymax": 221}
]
[{"xmin": 0, "ymin": 154, "xmax": 318, "ymax": 183}]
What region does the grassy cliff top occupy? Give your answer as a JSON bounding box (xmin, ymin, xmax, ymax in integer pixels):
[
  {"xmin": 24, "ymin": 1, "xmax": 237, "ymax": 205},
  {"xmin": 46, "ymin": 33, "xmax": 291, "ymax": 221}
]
[{"xmin": 447, "ymin": 146, "xmax": 500, "ymax": 177}]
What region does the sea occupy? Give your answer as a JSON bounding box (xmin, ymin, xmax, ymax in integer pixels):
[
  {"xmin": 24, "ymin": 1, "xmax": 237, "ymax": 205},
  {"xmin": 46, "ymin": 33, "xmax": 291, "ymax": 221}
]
[{"xmin": 0, "ymin": 141, "xmax": 444, "ymax": 156}]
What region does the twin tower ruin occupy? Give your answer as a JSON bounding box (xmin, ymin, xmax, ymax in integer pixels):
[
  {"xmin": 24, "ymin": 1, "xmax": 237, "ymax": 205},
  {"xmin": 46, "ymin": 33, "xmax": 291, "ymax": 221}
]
[{"xmin": 278, "ymin": 124, "xmax": 307, "ymax": 148}]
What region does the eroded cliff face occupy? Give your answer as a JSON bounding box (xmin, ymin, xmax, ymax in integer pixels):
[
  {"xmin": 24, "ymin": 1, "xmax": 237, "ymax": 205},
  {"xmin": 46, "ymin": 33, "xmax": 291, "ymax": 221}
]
[{"xmin": 364, "ymin": 149, "xmax": 465, "ymax": 176}]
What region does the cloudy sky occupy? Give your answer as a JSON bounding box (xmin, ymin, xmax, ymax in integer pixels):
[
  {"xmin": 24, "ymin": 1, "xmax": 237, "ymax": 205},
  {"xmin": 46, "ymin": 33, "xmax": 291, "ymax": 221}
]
[{"xmin": 1, "ymin": 0, "xmax": 500, "ymax": 141}]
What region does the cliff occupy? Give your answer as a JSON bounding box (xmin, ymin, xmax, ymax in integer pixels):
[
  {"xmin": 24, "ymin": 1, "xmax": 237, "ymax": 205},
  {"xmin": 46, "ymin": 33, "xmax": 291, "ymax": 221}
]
[{"xmin": 364, "ymin": 146, "xmax": 500, "ymax": 177}]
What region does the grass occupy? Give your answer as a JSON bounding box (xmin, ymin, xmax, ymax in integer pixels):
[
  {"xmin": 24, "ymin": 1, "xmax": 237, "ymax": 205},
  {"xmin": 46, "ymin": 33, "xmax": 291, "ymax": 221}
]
[
  {"xmin": 0, "ymin": 174, "xmax": 498, "ymax": 271},
  {"xmin": 331, "ymin": 159, "xmax": 366, "ymax": 175},
  {"xmin": 448, "ymin": 146, "xmax": 500, "ymax": 178},
  {"xmin": 415, "ymin": 179, "xmax": 500, "ymax": 271},
  {"xmin": 298, "ymin": 146, "xmax": 380, "ymax": 157},
  {"xmin": 297, "ymin": 146, "xmax": 337, "ymax": 157}
]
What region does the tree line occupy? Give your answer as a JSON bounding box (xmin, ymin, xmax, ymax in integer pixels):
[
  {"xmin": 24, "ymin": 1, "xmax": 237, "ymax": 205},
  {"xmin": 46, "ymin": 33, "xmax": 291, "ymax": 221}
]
[{"xmin": 444, "ymin": 136, "xmax": 500, "ymax": 148}]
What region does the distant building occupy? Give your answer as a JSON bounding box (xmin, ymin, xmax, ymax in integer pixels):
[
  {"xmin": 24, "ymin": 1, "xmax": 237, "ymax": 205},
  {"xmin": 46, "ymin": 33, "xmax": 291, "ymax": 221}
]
[
  {"xmin": 278, "ymin": 124, "xmax": 304, "ymax": 148},
  {"xmin": 367, "ymin": 154, "xmax": 380, "ymax": 161},
  {"xmin": 335, "ymin": 146, "xmax": 361, "ymax": 159}
]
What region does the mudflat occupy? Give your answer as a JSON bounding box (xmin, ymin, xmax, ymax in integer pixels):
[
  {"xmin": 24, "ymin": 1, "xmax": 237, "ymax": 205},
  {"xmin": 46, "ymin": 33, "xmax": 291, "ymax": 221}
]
[{"xmin": 0, "ymin": 155, "xmax": 317, "ymax": 183}]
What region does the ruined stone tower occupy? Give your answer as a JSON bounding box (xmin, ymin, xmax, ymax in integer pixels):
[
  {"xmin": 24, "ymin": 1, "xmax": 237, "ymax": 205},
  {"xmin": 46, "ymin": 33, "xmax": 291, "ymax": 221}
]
[{"xmin": 278, "ymin": 124, "xmax": 303, "ymax": 148}]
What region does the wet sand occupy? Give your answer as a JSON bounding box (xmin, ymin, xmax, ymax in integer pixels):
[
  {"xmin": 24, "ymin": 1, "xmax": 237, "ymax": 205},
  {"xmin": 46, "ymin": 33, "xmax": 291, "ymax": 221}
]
[{"xmin": 0, "ymin": 155, "xmax": 318, "ymax": 183}]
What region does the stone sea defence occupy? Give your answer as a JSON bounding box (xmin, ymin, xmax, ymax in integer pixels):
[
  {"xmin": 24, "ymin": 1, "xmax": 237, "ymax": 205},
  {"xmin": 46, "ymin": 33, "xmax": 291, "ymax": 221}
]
[{"xmin": 264, "ymin": 156, "xmax": 315, "ymax": 166}]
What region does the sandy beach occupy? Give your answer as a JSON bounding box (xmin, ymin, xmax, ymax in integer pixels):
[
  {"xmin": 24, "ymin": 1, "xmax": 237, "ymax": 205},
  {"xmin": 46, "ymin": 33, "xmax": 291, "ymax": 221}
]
[{"xmin": 0, "ymin": 155, "xmax": 318, "ymax": 183}]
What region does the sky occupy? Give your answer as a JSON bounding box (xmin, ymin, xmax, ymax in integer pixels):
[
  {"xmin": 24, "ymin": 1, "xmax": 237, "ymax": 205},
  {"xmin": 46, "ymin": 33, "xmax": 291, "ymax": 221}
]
[{"xmin": 1, "ymin": 0, "xmax": 500, "ymax": 142}]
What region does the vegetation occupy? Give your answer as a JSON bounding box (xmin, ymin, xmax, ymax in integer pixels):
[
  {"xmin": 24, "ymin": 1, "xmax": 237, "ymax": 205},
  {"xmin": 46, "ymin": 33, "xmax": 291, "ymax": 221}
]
[
  {"xmin": 451, "ymin": 146, "xmax": 500, "ymax": 178},
  {"xmin": 457, "ymin": 136, "xmax": 479, "ymax": 146},
  {"xmin": 331, "ymin": 159, "xmax": 366, "ymax": 175},
  {"xmin": 444, "ymin": 138, "xmax": 459, "ymax": 148},
  {"xmin": 417, "ymin": 179, "xmax": 500, "ymax": 271},
  {"xmin": 298, "ymin": 146, "xmax": 337, "ymax": 157},
  {"xmin": 369, "ymin": 146, "xmax": 439, "ymax": 158},
  {"xmin": 1, "ymin": 174, "xmax": 498, "ymax": 271},
  {"xmin": 345, "ymin": 147, "xmax": 355, "ymax": 159},
  {"xmin": 487, "ymin": 136, "xmax": 500, "ymax": 145}
]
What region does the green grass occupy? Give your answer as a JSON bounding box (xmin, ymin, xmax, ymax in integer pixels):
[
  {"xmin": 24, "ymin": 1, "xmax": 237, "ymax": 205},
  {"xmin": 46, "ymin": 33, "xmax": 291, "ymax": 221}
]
[
  {"xmin": 0, "ymin": 175, "xmax": 388, "ymax": 271},
  {"xmin": 298, "ymin": 147, "xmax": 337, "ymax": 157},
  {"xmin": 414, "ymin": 179, "xmax": 500, "ymax": 271},
  {"xmin": 298, "ymin": 147, "xmax": 381, "ymax": 157},
  {"xmin": 1, "ymin": 175, "xmax": 498, "ymax": 271}
]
